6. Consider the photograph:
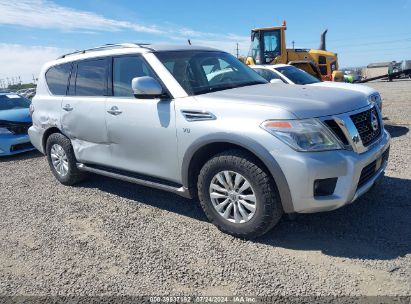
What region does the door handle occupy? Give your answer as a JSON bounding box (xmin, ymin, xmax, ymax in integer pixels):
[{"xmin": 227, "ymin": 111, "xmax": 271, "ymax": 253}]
[
  {"xmin": 107, "ymin": 106, "xmax": 122, "ymax": 115},
  {"xmin": 62, "ymin": 104, "xmax": 73, "ymax": 111}
]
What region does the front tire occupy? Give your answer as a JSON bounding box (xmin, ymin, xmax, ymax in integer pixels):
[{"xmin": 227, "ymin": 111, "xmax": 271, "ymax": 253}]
[
  {"xmin": 197, "ymin": 150, "xmax": 283, "ymax": 239},
  {"xmin": 46, "ymin": 133, "xmax": 87, "ymax": 185}
]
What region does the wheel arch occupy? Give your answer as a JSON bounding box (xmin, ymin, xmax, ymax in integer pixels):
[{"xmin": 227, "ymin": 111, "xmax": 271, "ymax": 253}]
[
  {"xmin": 42, "ymin": 127, "xmax": 62, "ymax": 154},
  {"xmin": 182, "ymin": 133, "xmax": 294, "ymax": 213}
]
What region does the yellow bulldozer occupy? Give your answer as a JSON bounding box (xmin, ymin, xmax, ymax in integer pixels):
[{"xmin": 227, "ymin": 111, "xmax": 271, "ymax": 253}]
[{"xmin": 245, "ymin": 21, "xmax": 344, "ymax": 81}]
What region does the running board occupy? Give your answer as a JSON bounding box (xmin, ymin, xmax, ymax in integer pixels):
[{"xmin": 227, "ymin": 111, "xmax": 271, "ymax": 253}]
[{"xmin": 76, "ymin": 163, "xmax": 191, "ymax": 199}]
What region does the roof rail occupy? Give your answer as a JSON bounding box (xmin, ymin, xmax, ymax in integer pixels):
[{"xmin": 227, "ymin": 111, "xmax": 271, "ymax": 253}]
[
  {"xmin": 134, "ymin": 43, "xmax": 155, "ymax": 51},
  {"xmin": 57, "ymin": 43, "xmax": 151, "ymax": 59}
]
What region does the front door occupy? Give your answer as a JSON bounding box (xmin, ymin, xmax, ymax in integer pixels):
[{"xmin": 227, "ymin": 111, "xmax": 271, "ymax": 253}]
[{"xmin": 105, "ymin": 55, "xmax": 179, "ymax": 182}]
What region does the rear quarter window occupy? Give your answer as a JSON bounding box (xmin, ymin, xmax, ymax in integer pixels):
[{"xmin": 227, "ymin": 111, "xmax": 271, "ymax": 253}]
[{"xmin": 45, "ymin": 63, "xmax": 72, "ymax": 95}]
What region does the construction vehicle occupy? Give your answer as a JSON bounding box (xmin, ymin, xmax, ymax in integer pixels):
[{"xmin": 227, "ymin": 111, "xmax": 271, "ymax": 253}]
[{"xmin": 245, "ymin": 21, "xmax": 344, "ymax": 81}]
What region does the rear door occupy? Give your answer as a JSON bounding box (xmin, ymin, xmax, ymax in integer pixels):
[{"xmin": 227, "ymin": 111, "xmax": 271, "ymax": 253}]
[
  {"xmin": 105, "ymin": 55, "xmax": 179, "ymax": 182},
  {"xmin": 43, "ymin": 62, "xmax": 72, "ymax": 137},
  {"xmin": 61, "ymin": 58, "xmax": 110, "ymax": 164}
]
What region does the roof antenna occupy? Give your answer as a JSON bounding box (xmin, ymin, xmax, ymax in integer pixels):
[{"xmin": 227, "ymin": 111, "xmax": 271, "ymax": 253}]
[{"xmin": 187, "ymin": 39, "xmax": 191, "ymax": 45}]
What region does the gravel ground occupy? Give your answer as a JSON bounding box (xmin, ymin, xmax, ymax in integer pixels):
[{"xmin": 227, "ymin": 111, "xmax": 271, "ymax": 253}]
[{"xmin": 0, "ymin": 80, "xmax": 410, "ymax": 297}]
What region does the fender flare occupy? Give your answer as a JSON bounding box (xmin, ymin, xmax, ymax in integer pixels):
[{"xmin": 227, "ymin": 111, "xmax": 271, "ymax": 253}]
[{"xmin": 181, "ymin": 132, "xmax": 295, "ymax": 213}]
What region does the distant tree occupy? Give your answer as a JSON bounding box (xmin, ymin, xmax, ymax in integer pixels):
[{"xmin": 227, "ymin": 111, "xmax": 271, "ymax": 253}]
[{"xmin": 8, "ymin": 83, "xmax": 36, "ymax": 91}]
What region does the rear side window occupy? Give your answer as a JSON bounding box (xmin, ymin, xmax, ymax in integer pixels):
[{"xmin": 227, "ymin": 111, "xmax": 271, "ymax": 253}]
[
  {"xmin": 75, "ymin": 59, "xmax": 108, "ymax": 96},
  {"xmin": 254, "ymin": 68, "xmax": 284, "ymax": 82},
  {"xmin": 45, "ymin": 63, "xmax": 72, "ymax": 95},
  {"xmin": 113, "ymin": 56, "xmax": 157, "ymax": 97}
]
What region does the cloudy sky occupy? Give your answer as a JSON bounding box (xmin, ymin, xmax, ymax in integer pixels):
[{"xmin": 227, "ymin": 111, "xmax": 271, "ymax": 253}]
[{"xmin": 0, "ymin": 0, "xmax": 410, "ymax": 83}]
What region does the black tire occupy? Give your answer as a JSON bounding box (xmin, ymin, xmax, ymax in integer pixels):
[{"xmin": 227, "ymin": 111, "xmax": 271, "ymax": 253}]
[
  {"xmin": 197, "ymin": 149, "xmax": 283, "ymax": 239},
  {"xmin": 46, "ymin": 133, "xmax": 87, "ymax": 185}
]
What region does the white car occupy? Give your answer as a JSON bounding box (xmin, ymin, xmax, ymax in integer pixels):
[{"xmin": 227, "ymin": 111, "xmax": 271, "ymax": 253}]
[{"xmin": 251, "ymin": 64, "xmax": 382, "ymax": 109}]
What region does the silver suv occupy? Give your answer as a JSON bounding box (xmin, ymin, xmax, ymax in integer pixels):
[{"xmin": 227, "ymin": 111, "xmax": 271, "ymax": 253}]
[{"xmin": 29, "ymin": 44, "xmax": 390, "ymax": 238}]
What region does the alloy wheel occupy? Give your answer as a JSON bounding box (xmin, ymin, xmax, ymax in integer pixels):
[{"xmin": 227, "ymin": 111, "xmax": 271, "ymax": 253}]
[
  {"xmin": 50, "ymin": 144, "xmax": 69, "ymax": 177},
  {"xmin": 209, "ymin": 170, "xmax": 257, "ymax": 223}
]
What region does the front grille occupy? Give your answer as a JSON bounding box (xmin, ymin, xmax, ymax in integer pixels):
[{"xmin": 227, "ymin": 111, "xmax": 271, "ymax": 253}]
[
  {"xmin": 357, "ymin": 147, "xmax": 390, "ymax": 188},
  {"xmin": 0, "ymin": 121, "xmax": 32, "ymax": 135},
  {"xmin": 350, "ymin": 107, "xmax": 381, "ymax": 146},
  {"xmin": 10, "ymin": 142, "xmax": 33, "ymax": 152},
  {"xmin": 324, "ymin": 119, "xmax": 349, "ymax": 145},
  {"xmin": 8, "ymin": 124, "xmax": 31, "ymax": 135},
  {"xmin": 382, "ymin": 147, "xmax": 390, "ymax": 162},
  {"xmin": 358, "ymin": 160, "xmax": 377, "ymax": 188}
]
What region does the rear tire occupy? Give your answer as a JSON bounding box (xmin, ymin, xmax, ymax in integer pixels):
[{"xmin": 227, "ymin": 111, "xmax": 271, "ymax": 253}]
[
  {"xmin": 197, "ymin": 149, "xmax": 283, "ymax": 239},
  {"xmin": 46, "ymin": 133, "xmax": 87, "ymax": 185}
]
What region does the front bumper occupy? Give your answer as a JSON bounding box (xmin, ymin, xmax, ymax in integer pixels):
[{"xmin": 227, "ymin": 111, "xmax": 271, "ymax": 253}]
[
  {"xmin": 0, "ymin": 134, "xmax": 35, "ymax": 156},
  {"xmin": 272, "ymin": 129, "xmax": 391, "ymax": 213}
]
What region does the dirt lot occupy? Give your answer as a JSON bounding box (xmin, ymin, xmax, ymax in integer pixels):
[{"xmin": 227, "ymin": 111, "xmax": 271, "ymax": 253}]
[{"xmin": 0, "ymin": 80, "xmax": 410, "ymax": 297}]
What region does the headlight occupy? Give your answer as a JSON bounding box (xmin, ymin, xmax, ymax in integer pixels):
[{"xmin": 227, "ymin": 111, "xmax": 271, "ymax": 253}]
[
  {"xmin": 369, "ymin": 93, "xmax": 382, "ymax": 110},
  {"xmin": 260, "ymin": 119, "xmax": 342, "ymax": 152},
  {"xmin": 0, "ymin": 127, "xmax": 12, "ymax": 135}
]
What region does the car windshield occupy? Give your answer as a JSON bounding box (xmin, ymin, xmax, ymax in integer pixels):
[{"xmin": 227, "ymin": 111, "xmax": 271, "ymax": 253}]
[
  {"xmin": 0, "ymin": 94, "xmax": 30, "ymax": 111},
  {"xmin": 155, "ymin": 51, "xmax": 267, "ymax": 95},
  {"xmin": 275, "ymin": 65, "xmax": 321, "ymax": 85}
]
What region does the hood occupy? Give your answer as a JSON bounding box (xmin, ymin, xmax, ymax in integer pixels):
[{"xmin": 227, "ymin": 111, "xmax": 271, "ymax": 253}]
[
  {"xmin": 0, "ymin": 108, "xmax": 31, "ymax": 123},
  {"xmin": 195, "ymin": 83, "xmax": 370, "ymax": 119},
  {"xmin": 309, "ymin": 81, "xmax": 377, "ymax": 96}
]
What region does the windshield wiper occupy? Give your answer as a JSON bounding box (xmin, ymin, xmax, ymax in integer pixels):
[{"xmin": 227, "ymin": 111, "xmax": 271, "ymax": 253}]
[
  {"xmin": 234, "ymin": 80, "xmax": 267, "ymax": 88},
  {"xmin": 194, "ymin": 84, "xmax": 237, "ymax": 95},
  {"xmin": 194, "ymin": 81, "xmax": 266, "ymax": 95}
]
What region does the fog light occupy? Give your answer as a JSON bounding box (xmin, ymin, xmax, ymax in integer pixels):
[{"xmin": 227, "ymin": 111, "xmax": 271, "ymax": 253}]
[{"xmin": 314, "ymin": 178, "xmax": 338, "ymax": 197}]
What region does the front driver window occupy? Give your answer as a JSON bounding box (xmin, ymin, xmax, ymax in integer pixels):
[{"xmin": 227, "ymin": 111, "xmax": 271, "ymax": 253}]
[{"xmin": 113, "ymin": 56, "xmax": 157, "ymax": 97}]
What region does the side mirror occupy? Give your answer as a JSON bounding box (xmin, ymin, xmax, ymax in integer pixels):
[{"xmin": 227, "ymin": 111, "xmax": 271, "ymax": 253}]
[
  {"xmin": 270, "ymin": 79, "xmax": 283, "ymax": 84},
  {"xmin": 132, "ymin": 76, "xmax": 163, "ymax": 99}
]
